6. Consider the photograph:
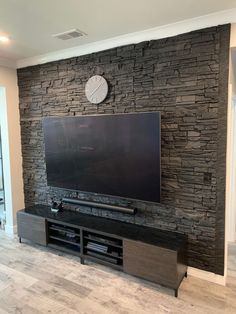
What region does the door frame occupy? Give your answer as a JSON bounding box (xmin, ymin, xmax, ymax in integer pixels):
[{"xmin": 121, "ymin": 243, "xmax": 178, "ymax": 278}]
[{"xmin": 0, "ymin": 86, "xmax": 14, "ymax": 232}]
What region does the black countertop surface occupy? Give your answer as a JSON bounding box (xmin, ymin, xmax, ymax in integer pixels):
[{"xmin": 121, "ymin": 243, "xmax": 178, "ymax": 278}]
[{"xmin": 20, "ymin": 205, "xmax": 187, "ymax": 251}]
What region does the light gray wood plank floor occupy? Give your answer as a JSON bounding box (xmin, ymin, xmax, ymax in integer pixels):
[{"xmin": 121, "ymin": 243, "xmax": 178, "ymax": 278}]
[{"xmin": 0, "ymin": 230, "xmax": 236, "ymax": 314}]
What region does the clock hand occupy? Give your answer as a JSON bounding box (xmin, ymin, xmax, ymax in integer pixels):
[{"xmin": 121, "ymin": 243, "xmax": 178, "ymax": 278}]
[{"xmin": 90, "ymin": 81, "xmax": 105, "ymax": 97}]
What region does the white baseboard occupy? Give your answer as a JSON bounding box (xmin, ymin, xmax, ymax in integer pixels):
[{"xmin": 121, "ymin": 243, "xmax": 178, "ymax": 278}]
[
  {"xmin": 188, "ymin": 266, "xmax": 226, "ymax": 286},
  {"xmin": 4, "ymin": 224, "xmax": 17, "ymax": 236}
]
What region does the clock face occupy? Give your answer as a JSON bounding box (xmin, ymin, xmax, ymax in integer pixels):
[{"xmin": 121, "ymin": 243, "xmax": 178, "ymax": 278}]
[{"xmin": 85, "ymin": 75, "xmax": 108, "ymax": 104}]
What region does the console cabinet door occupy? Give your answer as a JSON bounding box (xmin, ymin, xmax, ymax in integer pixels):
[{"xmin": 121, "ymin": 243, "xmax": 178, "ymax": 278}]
[
  {"xmin": 123, "ymin": 239, "xmax": 178, "ymax": 288},
  {"xmin": 17, "ymin": 211, "xmax": 47, "ymax": 246}
]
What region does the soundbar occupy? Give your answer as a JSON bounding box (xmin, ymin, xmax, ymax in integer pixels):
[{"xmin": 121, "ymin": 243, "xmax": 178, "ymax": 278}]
[{"xmin": 62, "ymin": 198, "xmax": 137, "ymax": 215}]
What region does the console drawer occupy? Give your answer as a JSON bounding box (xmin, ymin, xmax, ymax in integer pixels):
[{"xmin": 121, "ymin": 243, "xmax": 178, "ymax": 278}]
[
  {"xmin": 123, "ymin": 239, "xmax": 178, "ymax": 288},
  {"xmin": 17, "ymin": 211, "xmax": 47, "ymax": 246}
]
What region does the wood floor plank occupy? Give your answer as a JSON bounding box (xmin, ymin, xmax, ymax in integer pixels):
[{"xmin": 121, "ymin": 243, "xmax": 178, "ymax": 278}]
[
  {"xmin": 1, "ymin": 285, "xmax": 78, "ymax": 314},
  {"xmin": 0, "ymin": 309, "xmax": 9, "ymax": 314},
  {"xmin": 0, "ymin": 263, "xmax": 38, "ymax": 291},
  {"xmin": 0, "ymin": 288, "xmax": 43, "ymax": 314},
  {"xmin": 26, "ymin": 280, "xmax": 120, "ymax": 314}
]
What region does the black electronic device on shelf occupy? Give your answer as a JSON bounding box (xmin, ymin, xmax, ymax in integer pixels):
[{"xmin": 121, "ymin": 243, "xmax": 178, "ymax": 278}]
[
  {"xmin": 50, "ymin": 199, "xmax": 63, "ymax": 213},
  {"xmin": 48, "ymin": 221, "xmax": 81, "ymax": 254}
]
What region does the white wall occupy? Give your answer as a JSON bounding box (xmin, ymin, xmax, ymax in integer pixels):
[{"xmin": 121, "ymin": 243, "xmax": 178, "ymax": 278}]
[
  {"xmin": 0, "ymin": 66, "xmax": 24, "ymax": 233},
  {"xmin": 230, "ymin": 24, "xmax": 236, "ymax": 94}
]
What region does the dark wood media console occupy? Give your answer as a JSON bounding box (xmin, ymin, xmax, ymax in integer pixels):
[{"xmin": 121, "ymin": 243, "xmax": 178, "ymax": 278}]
[{"xmin": 17, "ymin": 205, "xmax": 187, "ymax": 297}]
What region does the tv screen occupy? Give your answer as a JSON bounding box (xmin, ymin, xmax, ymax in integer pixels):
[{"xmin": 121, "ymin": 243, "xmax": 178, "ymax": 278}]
[{"xmin": 43, "ymin": 112, "xmax": 161, "ymax": 203}]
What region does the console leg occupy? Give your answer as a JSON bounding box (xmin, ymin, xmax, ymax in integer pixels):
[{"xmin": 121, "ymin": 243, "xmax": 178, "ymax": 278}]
[
  {"xmin": 19, "ymin": 237, "xmax": 21, "ymax": 243},
  {"xmin": 185, "ymin": 272, "xmax": 187, "ymax": 278},
  {"xmin": 80, "ymin": 257, "xmax": 85, "ymax": 265},
  {"xmin": 174, "ymin": 289, "xmax": 178, "ymax": 298}
]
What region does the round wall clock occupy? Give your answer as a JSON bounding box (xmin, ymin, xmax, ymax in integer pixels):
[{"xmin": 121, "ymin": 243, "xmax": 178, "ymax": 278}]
[{"xmin": 85, "ymin": 75, "xmax": 108, "ymax": 104}]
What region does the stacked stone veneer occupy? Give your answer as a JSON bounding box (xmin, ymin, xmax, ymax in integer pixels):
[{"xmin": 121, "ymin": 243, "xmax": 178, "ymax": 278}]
[{"xmin": 17, "ymin": 25, "xmax": 230, "ymax": 274}]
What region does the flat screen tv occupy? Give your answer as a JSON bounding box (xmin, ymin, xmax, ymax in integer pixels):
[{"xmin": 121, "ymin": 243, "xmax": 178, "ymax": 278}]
[{"xmin": 43, "ymin": 112, "xmax": 161, "ymax": 203}]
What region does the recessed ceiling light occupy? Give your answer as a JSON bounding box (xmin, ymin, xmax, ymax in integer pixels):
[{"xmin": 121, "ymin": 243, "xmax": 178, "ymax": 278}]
[{"xmin": 0, "ymin": 36, "xmax": 10, "ymax": 43}]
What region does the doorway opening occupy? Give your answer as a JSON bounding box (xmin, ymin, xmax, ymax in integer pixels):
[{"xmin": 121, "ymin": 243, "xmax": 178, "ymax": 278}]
[{"xmin": 0, "ymin": 127, "xmax": 6, "ymax": 228}]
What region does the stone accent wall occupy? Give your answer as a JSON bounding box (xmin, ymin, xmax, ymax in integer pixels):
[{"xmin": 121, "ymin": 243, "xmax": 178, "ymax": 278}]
[{"xmin": 17, "ymin": 25, "xmax": 230, "ymax": 275}]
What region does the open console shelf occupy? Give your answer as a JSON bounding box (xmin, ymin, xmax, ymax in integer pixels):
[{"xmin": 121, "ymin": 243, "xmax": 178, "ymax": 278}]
[
  {"xmin": 47, "ymin": 221, "xmax": 81, "ymax": 255},
  {"xmin": 17, "ymin": 205, "xmax": 187, "ymax": 297},
  {"xmin": 83, "ymin": 230, "xmax": 123, "ymax": 267}
]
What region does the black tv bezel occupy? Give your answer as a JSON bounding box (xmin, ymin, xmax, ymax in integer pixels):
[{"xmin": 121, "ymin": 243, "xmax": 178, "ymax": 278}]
[{"xmin": 43, "ymin": 112, "xmax": 161, "ymax": 204}]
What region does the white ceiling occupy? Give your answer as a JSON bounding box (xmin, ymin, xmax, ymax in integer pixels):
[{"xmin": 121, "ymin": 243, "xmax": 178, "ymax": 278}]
[{"xmin": 0, "ymin": 0, "xmax": 236, "ymax": 66}]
